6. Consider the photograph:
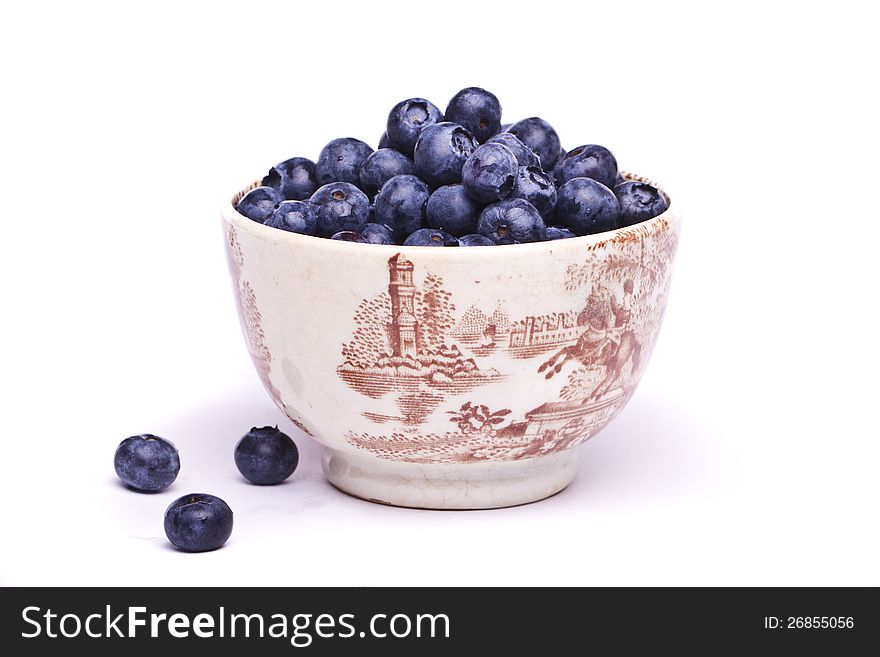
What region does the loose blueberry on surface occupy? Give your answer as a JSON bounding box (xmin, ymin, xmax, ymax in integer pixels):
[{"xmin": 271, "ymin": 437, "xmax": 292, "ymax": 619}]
[
  {"xmin": 236, "ymin": 186, "xmax": 283, "ymax": 224},
  {"xmin": 511, "ymin": 165, "xmax": 557, "ymax": 219},
  {"xmin": 360, "ymin": 222, "xmax": 396, "ymax": 244},
  {"xmin": 403, "ymin": 228, "xmax": 459, "ymax": 247},
  {"xmin": 262, "ymin": 157, "xmax": 318, "ymax": 201},
  {"xmin": 359, "ymin": 148, "xmax": 414, "ymax": 198},
  {"xmin": 234, "ymin": 426, "xmax": 299, "ymax": 485},
  {"xmin": 546, "ymin": 225, "xmax": 576, "ymax": 240},
  {"xmin": 310, "ymin": 182, "xmax": 371, "ymax": 237},
  {"xmin": 265, "ymin": 200, "xmax": 318, "ymax": 235},
  {"xmin": 373, "ymin": 174, "xmax": 431, "ymax": 242},
  {"xmin": 485, "ymin": 132, "xmax": 541, "ymax": 167},
  {"xmin": 462, "ymin": 142, "xmax": 518, "ymax": 203},
  {"xmin": 413, "ymin": 122, "xmax": 478, "ymax": 189},
  {"xmin": 164, "ymin": 493, "xmax": 233, "ymax": 553},
  {"xmin": 444, "ymin": 87, "xmax": 502, "ymax": 143},
  {"xmin": 425, "ymin": 183, "xmax": 483, "ymax": 237},
  {"xmin": 458, "ymin": 233, "xmax": 495, "ymax": 246},
  {"xmin": 555, "ymin": 177, "xmax": 620, "ymax": 236},
  {"xmin": 114, "ymin": 434, "xmax": 180, "ymax": 492},
  {"xmin": 331, "ymin": 230, "xmax": 370, "ymax": 242},
  {"xmin": 477, "ymin": 198, "xmax": 547, "ymax": 245},
  {"xmin": 508, "ymin": 117, "xmax": 562, "ymax": 169},
  {"xmin": 315, "ymin": 137, "xmax": 374, "ymax": 187},
  {"xmin": 557, "ymin": 144, "xmax": 618, "ymax": 189},
  {"xmin": 378, "ymin": 131, "xmax": 392, "ymax": 149},
  {"xmin": 386, "ymin": 98, "xmax": 444, "ymax": 156},
  {"xmin": 614, "ymin": 181, "xmax": 669, "ymax": 227}
]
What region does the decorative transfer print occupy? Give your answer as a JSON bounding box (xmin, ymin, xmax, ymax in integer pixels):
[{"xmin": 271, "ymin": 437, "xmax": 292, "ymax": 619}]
[
  {"xmin": 226, "ymin": 225, "xmax": 313, "ymax": 436},
  {"xmin": 342, "ymin": 223, "xmax": 679, "ymax": 463},
  {"xmin": 337, "ymin": 254, "xmax": 504, "ymax": 407}
]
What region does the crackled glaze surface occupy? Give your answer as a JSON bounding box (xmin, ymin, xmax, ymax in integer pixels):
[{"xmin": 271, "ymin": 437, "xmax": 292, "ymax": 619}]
[{"xmin": 222, "ymin": 174, "xmax": 679, "ymax": 508}]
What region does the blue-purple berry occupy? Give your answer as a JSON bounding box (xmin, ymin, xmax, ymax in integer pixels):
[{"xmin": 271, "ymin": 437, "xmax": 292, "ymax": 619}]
[
  {"xmin": 555, "ymin": 178, "xmax": 619, "ymax": 235},
  {"xmin": 359, "ymin": 148, "xmax": 414, "ymax": 198},
  {"xmin": 266, "ymin": 200, "xmax": 318, "ymax": 235},
  {"xmin": 485, "ymin": 132, "xmax": 541, "ymax": 167},
  {"xmin": 546, "ymin": 226, "xmax": 576, "ymax": 240},
  {"xmin": 477, "ymin": 198, "xmax": 547, "ymax": 245},
  {"xmin": 386, "ymin": 98, "xmax": 444, "ymax": 156},
  {"xmin": 614, "ymin": 181, "xmax": 668, "ymax": 227},
  {"xmin": 511, "ymin": 165, "xmax": 557, "ymax": 219},
  {"xmin": 315, "ymin": 137, "xmax": 373, "ymax": 186},
  {"xmin": 262, "ymin": 157, "xmax": 318, "ymax": 200},
  {"xmin": 444, "ymin": 87, "xmax": 502, "ymax": 143},
  {"xmin": 310, "ymin": 182, "xmax": 370, "ymax": 237},
  {"xmin": 413, "ymin": 122, "xmax": 478, "ymax": 188},
  {"xmin": 403, "ymin": 228, "xmax": 459, "ymax": 247},
  {"xmin": 557, "ymin": 144, "xmax": 618, "ymax": 189},
  {"xmin": 236, "ymin": 186, "xmax": 282, "ymax": 223},
  {"xmin": 426, "ymin": 183, "xmax": 483, "ymax": 237},
  {"xmin": 508, "ymin": 117, "xmax": 562, "ymax": 169},
  {"xmin": 114, "ymin": 434, "xmax": 180, "ymax": 492},
  {"xmin": 462, "ymin": 142, "xmax": 518, "ymax": 203},
  {"xmin": 361, "ymin": 223, "xmax": 396, "ymax": 244},
  {"xmin": 234, "ymin": 426, "xmax": 299, "ymax": 485},
  {"xmin": 458, "ymin": 233, "xmax": 495, "ymax": 246},
  {"xmin": 164, "ymin": 493, "xmax": 233, "ymax": 553},
  {"xmin": 373, "ymin": 174, "xmax": 431, "ymax": 242}
]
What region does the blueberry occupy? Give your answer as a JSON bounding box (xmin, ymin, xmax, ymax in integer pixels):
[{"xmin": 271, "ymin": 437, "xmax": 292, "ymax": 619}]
[
  {"xmin": 386, "ymin": 98, "xmax": 443, "ymax": 156},
  {"xmin": 378, "ymin": 131, "xmax": 392, "ymax": 149},
  {"xmin": 331, "ymin": 230, "xmax": 370, "ymax": 242},
  {"xmin": 361, "ymin": 222, "xmax": 396, "ymax": 244},
  {"xmin": 614, "ymin": 181, "xmax": 669, "ymax": 227},
  {"xmin": 508, "ymin": 117, "xmax": 562, "ymax": 169},
  {"xmin": 485, "ymin": 132, "xmax": 541, "ymax": 167},
  {"xmin": 615, "ymin": 171, "xmax": 627, "ymax": 186},
  {"xmin": 444, "ymin": 87, "xmax": 502, "ymax": 143},
  {"xmin": 359, "ymin": 148, "xmax": 414, "ymax": 198},
  {"xmin": 413, "ymin": 122, "xmax": 478, "ymax": 188},
  {"xmin": 557, "ymin": 144, "xmax": 618, "ymax": 189},
  {"xmin": 500, "ymin": 123, "xmax": 512, "ymax": 132},
  {"xmin": 114, "ymin": 434, "xmax": 180, "ymax": 492},
  {"xmin": 310, "ymin": 182, "xmax": 370, "ymax": 237},
  {"xmin": 373, "ymin": 174, "xmax": 430, "ymax": 242},
  {"xmin": 315, "ymin": 137, "xmax": 373, "ymax": 187},
  {"xmin": 477, "ymin": 198, "xmax": 547, "ymax": 244},
  {"xmin": 555, "ymin": 178, "xmax": 619, "ymax": 235},
  {"xmin": 262, "ymin": 157, "xmax": 318, "ymax": 200},
  {"xmin": 234, "ymin": 425, "xmax": 299, "ymax": 485},
  {"xmin": 511, "ymin": 165, "xmax": 557, "ymax": 219},
  {"xmin": 458, "ymin": 233, "xmax": 495, "ymax": 246},
  {"xmin": 426, "ymin": 183, "xmax": 483, "ymax": 237},
  {"xmin": 547, "ymin": 225, "xmax": 576, "ymax": 240},
  {"xmin": 265, "ymin": 200, "xmax": 318, "ymax": 235},
  {"xmin": 164, "ymin": 493, "xmax": 233, "ymax": 553},
  {"xmin": 403, "ymin": 228, "xmax": 459, "ymax": 247},
  {"xmin": 236, "ymin": 186, "xmax": 282, "ymax": 224},
  {"xmin": 462, "ymin": 142, "xmax": 518, "ymax": 203}
]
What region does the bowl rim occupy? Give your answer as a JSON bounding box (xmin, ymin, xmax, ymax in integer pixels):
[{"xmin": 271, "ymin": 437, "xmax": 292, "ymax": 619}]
[{"xmin": 222, "ymin": 171, "xmax": 677, "ymax": 254}]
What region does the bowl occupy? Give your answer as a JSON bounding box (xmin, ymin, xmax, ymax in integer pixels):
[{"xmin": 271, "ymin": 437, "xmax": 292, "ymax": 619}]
[{"xmin": 221, "ymin": 173, "xmax": 679, "ymax": 509}]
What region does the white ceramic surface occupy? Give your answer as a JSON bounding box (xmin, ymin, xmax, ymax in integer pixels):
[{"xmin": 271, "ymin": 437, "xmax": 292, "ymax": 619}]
[{"xmin": 222, "ymin": 174, "xmax": 679, "ymax": 509}]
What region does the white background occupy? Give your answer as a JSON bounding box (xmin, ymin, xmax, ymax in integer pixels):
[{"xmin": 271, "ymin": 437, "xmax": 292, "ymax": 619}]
[{"xmin": 1, "ymin": 1, "xmax": 877, "ymax": 586}]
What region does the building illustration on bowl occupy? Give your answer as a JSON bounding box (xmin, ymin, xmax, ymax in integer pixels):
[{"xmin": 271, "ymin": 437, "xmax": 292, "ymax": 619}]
[{"xmin": 337, "ymin": 254, "xmax": 503, "ymax": 413}]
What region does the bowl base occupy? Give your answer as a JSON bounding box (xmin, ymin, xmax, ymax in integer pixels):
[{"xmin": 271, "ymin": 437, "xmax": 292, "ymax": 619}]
[{"xmin": 322, "ymin": 448, "xmax": 577, "ymax": 510}]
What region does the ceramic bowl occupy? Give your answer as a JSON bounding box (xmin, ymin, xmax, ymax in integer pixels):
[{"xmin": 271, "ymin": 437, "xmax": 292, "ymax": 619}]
[{"xmin": 221, "ymin": 173, "xmax": 679, "ymax": 509}]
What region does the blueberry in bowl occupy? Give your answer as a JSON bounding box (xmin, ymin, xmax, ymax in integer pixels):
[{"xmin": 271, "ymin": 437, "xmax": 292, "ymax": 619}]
[{"xmin": 222, "ymin": 89, "xmax": 678, "ymax": 510}]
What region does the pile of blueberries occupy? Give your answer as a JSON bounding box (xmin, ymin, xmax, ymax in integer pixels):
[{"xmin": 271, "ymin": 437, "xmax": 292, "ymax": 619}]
[
  {"xmin": 114, "ymin": 427, "xmax": 299, "ymax": 552},
  {"xmin": 236, "ymin": 87, "xmax": 668, "ymax": 246}
]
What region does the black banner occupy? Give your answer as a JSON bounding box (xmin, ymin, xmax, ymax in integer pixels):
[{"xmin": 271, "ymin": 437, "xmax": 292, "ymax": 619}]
[{"xmin": 1, "ymin": 587, "xmax": 875, "ymax": 654}]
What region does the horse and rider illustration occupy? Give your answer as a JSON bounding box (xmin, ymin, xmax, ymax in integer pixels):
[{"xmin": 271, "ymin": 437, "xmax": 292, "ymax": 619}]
[{"xmin": 538, "ymin": 279, "xmax": 641, "ymax": 401}]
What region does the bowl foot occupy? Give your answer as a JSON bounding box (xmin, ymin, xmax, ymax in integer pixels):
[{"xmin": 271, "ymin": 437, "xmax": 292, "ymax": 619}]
[{"xmin": 322, "ymin": 448, "xmax": 577, "ymax": 510}]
